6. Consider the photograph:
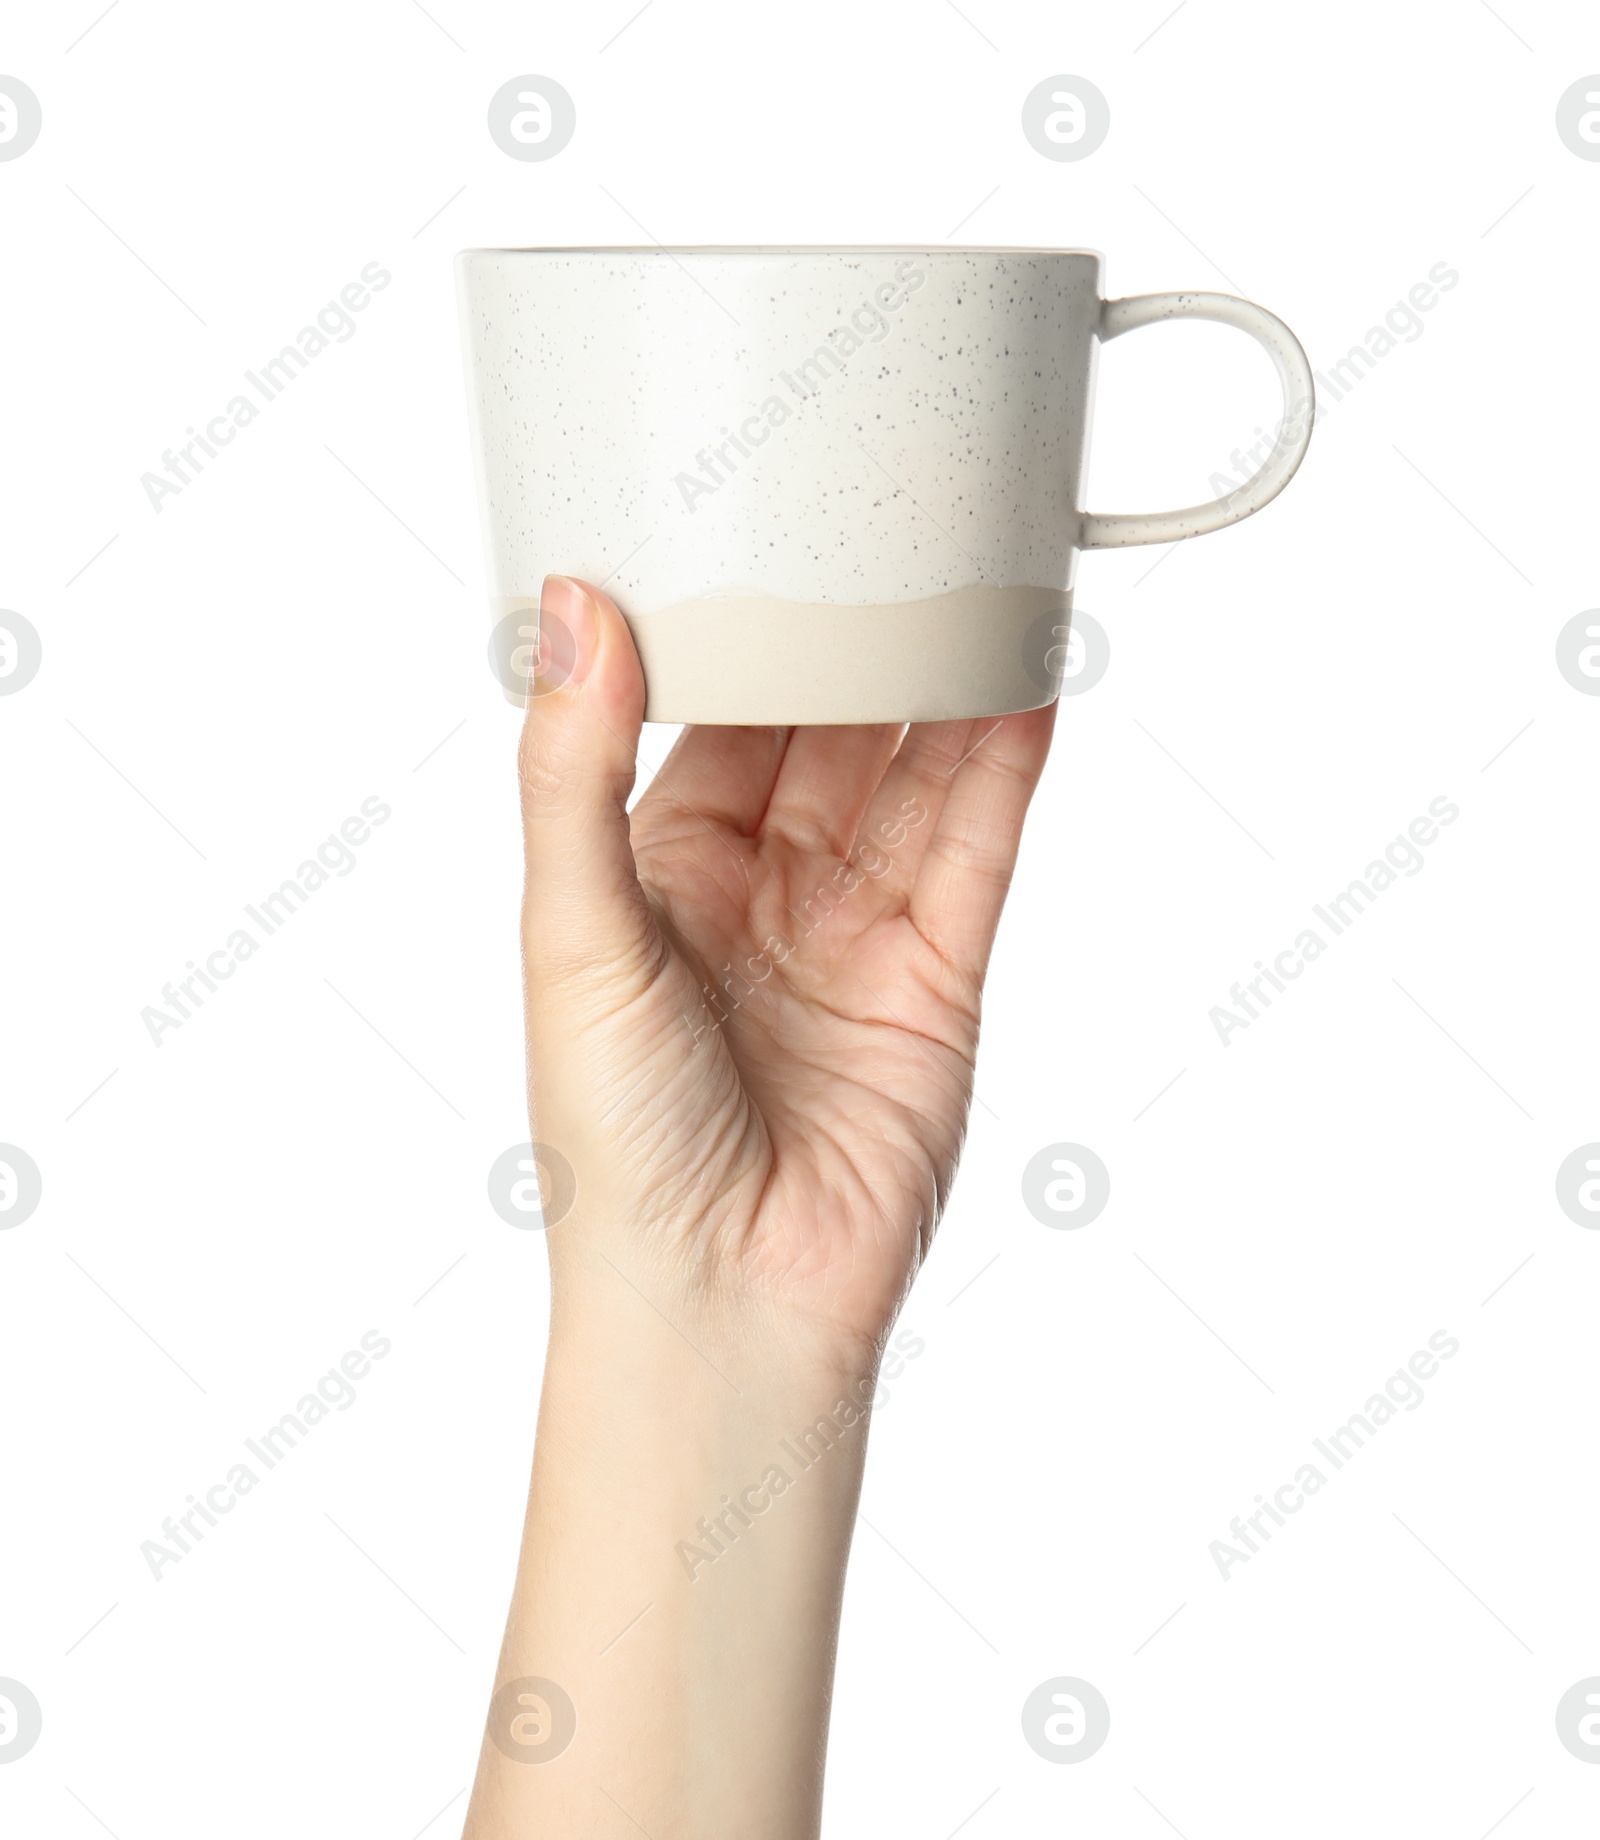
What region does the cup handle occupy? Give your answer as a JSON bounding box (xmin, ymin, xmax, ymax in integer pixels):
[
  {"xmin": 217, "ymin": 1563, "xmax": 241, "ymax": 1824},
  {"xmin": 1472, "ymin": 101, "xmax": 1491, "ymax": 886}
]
[{"xmin": 1079, "ymin": 291, "xmax": 1315, "ymax": 550}]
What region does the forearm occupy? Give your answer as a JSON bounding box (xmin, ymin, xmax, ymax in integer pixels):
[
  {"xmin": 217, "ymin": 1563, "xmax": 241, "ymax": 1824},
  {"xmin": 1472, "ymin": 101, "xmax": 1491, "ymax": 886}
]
[{"xmin": 463, "ymin": 1274, "xmax": 878, "ymax": 1838}]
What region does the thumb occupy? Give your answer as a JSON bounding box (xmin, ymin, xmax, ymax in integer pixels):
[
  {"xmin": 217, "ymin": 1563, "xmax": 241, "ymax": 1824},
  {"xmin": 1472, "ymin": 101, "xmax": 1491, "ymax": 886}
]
[{"xmin": 517, "ymin": 575, "xmax": 658, "ymax": 996}]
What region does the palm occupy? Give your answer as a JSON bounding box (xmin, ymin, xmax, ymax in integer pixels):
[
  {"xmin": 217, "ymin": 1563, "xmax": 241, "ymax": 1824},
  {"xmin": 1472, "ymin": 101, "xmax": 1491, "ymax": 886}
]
[{"xmin": 614, "ymin": 713, "xmax": 1053, "ymax": 1349}]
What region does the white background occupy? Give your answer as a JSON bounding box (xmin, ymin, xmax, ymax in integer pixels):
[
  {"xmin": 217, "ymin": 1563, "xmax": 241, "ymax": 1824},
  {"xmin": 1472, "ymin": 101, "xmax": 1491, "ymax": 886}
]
[{"xmin": 3, "ymin": 1, "xmax": 1598, "ymax": 1835}]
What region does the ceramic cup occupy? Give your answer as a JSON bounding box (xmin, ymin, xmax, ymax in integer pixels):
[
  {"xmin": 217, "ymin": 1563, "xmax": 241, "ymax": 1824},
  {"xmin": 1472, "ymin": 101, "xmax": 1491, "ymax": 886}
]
[{"xmin": 457, "ymin": 247, "xmax": 1313, "ymax": 725}]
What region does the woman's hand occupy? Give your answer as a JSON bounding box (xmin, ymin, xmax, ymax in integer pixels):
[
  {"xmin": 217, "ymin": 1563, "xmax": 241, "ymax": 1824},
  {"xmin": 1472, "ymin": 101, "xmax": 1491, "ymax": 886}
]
[
  {"xmin": 464, "ymin": 574, "xmax": 1055, "ymax": 1840},
  {"xmin": 520, "ymin": 573, "xmax": 1056, "ymax": 1367}
]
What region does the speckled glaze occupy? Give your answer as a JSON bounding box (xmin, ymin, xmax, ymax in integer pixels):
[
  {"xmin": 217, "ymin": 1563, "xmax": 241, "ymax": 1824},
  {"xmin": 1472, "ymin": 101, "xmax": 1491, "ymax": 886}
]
[{"xmin": 457, "ymin": 248, "xmax": 1313, "ymax": 724}]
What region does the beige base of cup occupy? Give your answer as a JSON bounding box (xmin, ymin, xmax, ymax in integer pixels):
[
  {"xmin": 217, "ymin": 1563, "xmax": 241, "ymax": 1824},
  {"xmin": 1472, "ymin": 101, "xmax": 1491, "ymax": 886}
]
[{"xmin": 612, "ymin": 584, "xmax": 1072, "ymax": 726}]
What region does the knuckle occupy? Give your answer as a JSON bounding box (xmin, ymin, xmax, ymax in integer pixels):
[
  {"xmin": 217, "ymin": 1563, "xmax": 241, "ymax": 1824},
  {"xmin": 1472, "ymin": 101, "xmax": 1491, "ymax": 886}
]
[
  {"xmin": 926, "ymin": 827, "xmax": 1011, "ymax": 885},
  {"xmin": 516, "ymin": 722, "xmax": 572, "ymax": 806}
]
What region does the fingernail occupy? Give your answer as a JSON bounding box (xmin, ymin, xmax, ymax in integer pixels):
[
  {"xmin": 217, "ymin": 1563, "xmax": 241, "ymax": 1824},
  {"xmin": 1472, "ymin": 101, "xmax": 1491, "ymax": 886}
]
[{"xmin": 533, "ymin": 576, "xmax": 597, "ymax": 698}]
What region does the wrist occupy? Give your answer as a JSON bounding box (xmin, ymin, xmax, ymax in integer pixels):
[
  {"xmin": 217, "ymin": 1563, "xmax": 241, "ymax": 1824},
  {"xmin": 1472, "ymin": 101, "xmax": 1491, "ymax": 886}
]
[
  {"xmin": 539, "ymin": 1276, "xmax": 884, "ymax": 1509},
  {"xmin": 545, "ymin": 1214, "xmax": 888, "ymax": 1400}
]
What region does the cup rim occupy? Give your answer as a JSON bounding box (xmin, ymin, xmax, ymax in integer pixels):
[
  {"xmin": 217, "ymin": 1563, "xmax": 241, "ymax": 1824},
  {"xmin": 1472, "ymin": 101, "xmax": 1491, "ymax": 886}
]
[{"xmin": 457, "ymin": 244, "xmax": 1106, "ymax": 259}]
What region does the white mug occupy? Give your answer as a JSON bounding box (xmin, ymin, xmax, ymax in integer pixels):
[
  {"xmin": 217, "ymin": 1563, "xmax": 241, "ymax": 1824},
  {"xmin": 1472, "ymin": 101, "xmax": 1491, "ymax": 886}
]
[{"xmin": 457, "ymin": 247, "xmax": 1313, "ymax": 725}]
